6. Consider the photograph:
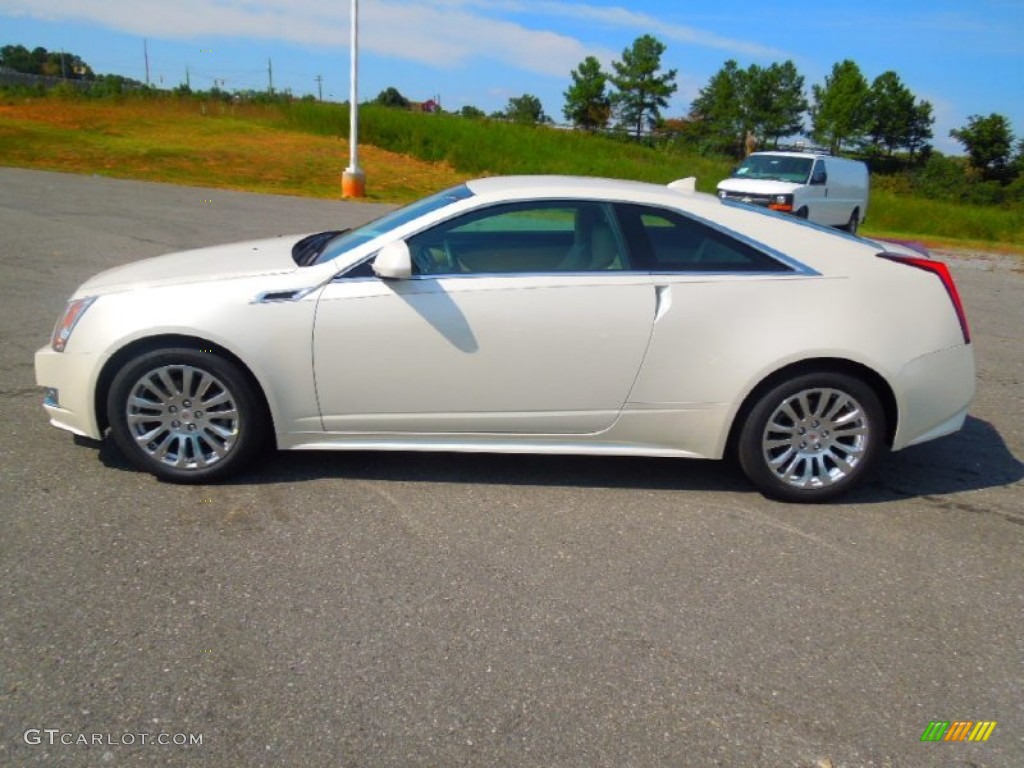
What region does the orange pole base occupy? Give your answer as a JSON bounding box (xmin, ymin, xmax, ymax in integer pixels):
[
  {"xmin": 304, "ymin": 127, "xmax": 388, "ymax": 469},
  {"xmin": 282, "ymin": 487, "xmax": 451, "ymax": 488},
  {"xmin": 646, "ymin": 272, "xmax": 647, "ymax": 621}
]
[{"xmin": 342, "ymin": 170, "xmax": 366, "ymax": 198}]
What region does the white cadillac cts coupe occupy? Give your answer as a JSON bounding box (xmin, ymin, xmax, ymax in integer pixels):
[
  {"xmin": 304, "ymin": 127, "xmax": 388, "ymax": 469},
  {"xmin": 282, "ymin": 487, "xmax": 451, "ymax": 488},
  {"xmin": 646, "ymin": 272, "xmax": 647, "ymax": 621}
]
[{"xmin": 35, "ymin": 176, "xmax": 975, "ymax": 502}]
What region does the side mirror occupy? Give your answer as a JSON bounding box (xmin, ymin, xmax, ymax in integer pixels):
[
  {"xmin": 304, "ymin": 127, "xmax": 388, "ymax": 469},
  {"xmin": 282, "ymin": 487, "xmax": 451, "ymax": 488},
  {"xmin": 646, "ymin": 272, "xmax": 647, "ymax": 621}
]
[
  {"xmin": 811, "ymin": 171, "xmax": 827, "ymax": 186},
  {"xmin": 372, "ymin": 241, "xmax": 412, "ymax": 279}
]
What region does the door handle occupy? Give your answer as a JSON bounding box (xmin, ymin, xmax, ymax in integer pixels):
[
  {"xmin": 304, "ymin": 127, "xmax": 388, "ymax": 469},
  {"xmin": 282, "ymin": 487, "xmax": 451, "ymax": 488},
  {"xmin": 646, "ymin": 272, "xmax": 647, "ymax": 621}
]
[{"xmin": 655, "ymin": 284, "xmax": 672, "ymax": 323}]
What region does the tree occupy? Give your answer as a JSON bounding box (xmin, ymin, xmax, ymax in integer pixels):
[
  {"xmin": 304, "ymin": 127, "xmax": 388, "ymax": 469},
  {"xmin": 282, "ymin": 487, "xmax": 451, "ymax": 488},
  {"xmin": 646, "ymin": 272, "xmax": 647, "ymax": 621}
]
[
  {"xmin": 1014, "ymin": 139, "xmax": 1024, "ymax": 176},
  {"xmin": 811, "ymin": 59, "xmax": 870, "ymax": 154},
  {"xmin": 747, "ymin": 61, "xmax": 807, "ymax": 148},
  {"xmin": 374, "ymin": 87, "xmax": 409, "ymax": 109},
  {"xmin": 0, "ymin": 44, "xmax": 37, "ymax": 73},
  {"xmin": 906, "ymin": 100, "xmax": 935, "ymax": 162},
  {"xmin": 505, "ymin": 93, "xmax": 546, "ymax": 125},
  {"xmin": 459, "ymin": 105, "xmax": 485, "ymax": 119},
  {"xmin": 950, "ymin": 113, "xmax": 1016, "ymax": 181},
  {"xmin": 690, "ymin": 59, "xmax": 807, "ymax": 155},
  {"xmin": 563, "ymin": 55, "xmax": 611, "ymax": 131},
  {"xmin": 865, "ymin": 71, "xmax": 916, "ymax": 156},
  {"xmin": 0, "ymin": 44, "xmax": 93, "ymax": 79},
  {"xmin": 610, "ymin": 35, "xmax": 677, "ymax": 137},
  {"xmin": 689, "ymin": 60, "xmax": 746, "ymax": 155}
]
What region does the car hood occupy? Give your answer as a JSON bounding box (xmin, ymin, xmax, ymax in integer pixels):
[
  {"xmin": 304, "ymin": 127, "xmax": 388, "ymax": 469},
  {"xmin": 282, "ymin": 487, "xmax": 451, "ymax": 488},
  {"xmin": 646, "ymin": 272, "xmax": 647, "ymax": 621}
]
[
  {"xmin": 75, "ymin": 235, "xmax": 303, "ymax": 295},
  {"xmin": 717, "ymin": 178, "xmax": 800, "ymax": 194}
]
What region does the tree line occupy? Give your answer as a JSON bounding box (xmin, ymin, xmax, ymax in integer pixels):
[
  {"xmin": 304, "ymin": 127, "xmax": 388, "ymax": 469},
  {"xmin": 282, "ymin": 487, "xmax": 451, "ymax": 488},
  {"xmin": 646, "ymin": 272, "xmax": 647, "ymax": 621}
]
[{"xmin": 1, "ymin": 44, "xmax": 94, "ymax": 79}]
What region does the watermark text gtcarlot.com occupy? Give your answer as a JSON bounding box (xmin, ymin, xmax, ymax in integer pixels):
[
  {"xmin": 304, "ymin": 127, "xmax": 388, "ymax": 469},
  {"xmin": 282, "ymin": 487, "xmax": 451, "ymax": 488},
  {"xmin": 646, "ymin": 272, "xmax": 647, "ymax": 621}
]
[{"xmin": 24, "ymin": 729, "xmax": 203, "ymax": 747}]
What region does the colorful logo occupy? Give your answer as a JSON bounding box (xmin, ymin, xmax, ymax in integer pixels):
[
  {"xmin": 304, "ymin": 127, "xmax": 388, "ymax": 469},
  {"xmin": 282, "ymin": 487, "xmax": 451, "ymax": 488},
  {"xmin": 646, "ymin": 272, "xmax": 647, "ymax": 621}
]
[{"xmin": 920, "ymin": 721, "xmax": 997, "ymax": 742}]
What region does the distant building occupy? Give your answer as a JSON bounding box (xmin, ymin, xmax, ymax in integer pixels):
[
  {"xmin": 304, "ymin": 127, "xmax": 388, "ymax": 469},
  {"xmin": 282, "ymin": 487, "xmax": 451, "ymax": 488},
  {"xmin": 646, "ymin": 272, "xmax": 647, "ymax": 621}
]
[{"xmin": 411, "ymin": 99, "xmax": 440, "ymax": 114}]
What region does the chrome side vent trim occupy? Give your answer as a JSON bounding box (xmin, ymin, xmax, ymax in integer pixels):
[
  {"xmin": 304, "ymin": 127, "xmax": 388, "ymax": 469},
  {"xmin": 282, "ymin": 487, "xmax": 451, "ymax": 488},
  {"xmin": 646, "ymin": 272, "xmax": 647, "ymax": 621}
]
[{"xmin": 252, "ymin": 287, "xmax": 317, "ymax": 304}]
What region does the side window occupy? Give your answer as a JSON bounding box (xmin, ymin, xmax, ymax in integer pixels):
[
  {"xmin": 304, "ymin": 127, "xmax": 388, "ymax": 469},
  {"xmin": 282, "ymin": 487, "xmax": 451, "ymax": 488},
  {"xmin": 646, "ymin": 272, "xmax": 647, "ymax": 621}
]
[
  {"xmin": 811, "ymin": 160, "xmax": 827, "ymax": 185},
  {"xmin": 405, "ymin": 201, "xmax": 628, "ymax": 275},
  {"xmin": 615, "ymin": 203, "xmax": 791, "ymax": 273}
]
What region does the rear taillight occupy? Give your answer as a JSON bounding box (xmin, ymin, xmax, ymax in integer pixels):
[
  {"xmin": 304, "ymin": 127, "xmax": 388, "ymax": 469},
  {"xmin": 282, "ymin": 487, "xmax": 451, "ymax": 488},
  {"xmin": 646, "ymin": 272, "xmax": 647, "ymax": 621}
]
[{"xmin": 878, "ymin": 253, "xmax": 971, "ymax": 344}]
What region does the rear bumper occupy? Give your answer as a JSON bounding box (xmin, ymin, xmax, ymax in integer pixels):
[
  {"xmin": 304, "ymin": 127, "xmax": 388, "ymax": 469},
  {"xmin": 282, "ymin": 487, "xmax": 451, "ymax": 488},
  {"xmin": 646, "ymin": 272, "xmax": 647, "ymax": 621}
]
[{"xmin": 891, "ymin": 344, "xmax": 975, "ymax": 450}]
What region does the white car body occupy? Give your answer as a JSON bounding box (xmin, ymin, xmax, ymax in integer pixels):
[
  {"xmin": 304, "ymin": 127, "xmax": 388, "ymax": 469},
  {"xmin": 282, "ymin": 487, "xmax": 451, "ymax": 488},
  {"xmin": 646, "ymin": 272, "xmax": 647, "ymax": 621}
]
[
  {"xmin": 35, "ymin": 175, "xmax": 974, "ymax": 501},
  {"xmin": 717, "ymin": 151, "xmax": 870, "ymax": 231}
]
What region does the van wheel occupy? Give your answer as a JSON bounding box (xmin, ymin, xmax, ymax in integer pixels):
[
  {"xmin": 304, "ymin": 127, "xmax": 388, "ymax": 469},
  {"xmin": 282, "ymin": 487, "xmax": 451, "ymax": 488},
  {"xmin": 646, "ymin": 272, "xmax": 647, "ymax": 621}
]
[
  {"xmin": 795, "ymin": 207, "xmax": 809, "ymax": 219},
  {"xmin": 844, "ymin": 208, "xmax": 860, "ymax": 234}
]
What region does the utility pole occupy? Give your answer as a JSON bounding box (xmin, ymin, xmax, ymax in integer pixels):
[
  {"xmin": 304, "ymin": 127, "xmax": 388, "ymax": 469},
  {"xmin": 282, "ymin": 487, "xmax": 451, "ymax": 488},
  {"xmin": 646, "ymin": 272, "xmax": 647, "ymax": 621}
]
[
  {"xmin": 342, "ymin": 0, "xmax": 366, "ymax": 197},
  {"xmin": 268, "ymin": 58, "xmax": 274, "ymax": 95},
  {"xmin": 144, "ymin": 39, "xmax": 150, "ymax": 87},
  {"xmin": 185, "ymin": 66, "xmax": 191, "ymax": 90},
  {"xmin": 315, "ymin": 75, "xmax": 323, "ymax": 102}
]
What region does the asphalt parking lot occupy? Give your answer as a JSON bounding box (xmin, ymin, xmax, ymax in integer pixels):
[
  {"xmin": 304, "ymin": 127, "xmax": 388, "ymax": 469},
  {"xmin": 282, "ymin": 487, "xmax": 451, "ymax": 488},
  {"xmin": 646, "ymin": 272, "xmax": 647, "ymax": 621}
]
[{"xmin": 1, "ymin": 167, "xmax": 1021, "ymax": 767}]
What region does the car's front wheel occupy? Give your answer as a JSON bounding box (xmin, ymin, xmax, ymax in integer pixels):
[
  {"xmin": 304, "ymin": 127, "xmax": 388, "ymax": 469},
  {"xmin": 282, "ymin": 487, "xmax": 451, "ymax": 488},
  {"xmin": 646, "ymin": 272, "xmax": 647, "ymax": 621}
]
[
  {"xmin": 107, "ymin": 347, "xmax": 266, "ymax": 483},
  {"xmin": 737, "ymin": 372, "xmax": 885, "ymax": 503}
]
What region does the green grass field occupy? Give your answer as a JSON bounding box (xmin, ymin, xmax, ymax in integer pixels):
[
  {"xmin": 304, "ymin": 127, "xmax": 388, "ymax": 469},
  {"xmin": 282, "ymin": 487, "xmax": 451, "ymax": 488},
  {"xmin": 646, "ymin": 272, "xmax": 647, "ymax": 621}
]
[{"xmin": 2, "ymin": 92, "xmax": 1021, "ymax": 249}]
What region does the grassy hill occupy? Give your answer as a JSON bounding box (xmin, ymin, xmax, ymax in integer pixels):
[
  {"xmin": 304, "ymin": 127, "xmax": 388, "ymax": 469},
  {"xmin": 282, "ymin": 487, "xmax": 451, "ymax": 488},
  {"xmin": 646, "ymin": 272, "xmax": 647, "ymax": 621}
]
[{"xmin": 1, "ymin": 91, "xmax": 1021, "ymax": 249}]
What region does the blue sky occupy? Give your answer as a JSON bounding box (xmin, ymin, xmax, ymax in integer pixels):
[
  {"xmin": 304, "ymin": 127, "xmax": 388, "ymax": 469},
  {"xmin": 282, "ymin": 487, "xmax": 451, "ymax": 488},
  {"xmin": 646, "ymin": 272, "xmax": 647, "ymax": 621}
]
[{"xmin": 2, "ymin": 0, "xmax": 1022, "ymax": 154}]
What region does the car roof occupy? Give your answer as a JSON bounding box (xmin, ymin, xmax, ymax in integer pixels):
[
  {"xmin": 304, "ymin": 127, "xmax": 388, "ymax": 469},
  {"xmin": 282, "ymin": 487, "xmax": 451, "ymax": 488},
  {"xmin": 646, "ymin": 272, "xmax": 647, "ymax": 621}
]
[
  {"xmin": 463, "ymin": 174, "xmax": 726, "ymax": 215},
  {"xmin": 465, "ymin": 174, "xmax": 676, "ymax": 198},
  {"xmin": 749, "ymin": 151, "xmax": 825, "ymax": 159}
]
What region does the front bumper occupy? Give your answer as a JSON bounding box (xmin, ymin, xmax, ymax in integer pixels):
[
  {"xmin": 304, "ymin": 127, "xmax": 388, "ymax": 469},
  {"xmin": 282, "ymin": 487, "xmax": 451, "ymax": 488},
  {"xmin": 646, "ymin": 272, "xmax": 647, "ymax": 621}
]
[{"xmin": 34, "ymin": 345, "xmax": 104, "ymax": 440}]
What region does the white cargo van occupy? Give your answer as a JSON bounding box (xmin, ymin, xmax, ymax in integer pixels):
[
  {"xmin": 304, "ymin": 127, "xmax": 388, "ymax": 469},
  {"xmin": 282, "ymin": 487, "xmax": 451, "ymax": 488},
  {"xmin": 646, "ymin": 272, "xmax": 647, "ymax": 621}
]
[{"xmin": 716, "ymin": 151, "xmax": 869, "ymax": 233}]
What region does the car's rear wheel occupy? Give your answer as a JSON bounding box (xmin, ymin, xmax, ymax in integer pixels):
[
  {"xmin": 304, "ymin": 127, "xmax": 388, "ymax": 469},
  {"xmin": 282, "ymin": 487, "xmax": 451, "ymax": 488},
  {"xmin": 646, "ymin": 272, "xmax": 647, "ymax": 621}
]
[
  {"xmin": 737, "ymin": 372, "xmax": 885, "ymax": 503},
  {"xmin": 107, "ymin": 347, "xmax": 266, "ymax": 483}
]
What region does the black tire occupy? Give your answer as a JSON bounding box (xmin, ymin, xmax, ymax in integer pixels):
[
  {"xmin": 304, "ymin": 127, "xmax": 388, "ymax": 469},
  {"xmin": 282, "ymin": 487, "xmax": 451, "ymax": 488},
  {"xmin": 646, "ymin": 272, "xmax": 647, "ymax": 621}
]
[
  {"xmin": 795, "ymin": 207, "xmax": 809, "ymax": 219},
  {"xmin": 737, "ymin": 372, "xmax": 885, "ymax": 503},
  {"xmin": 107, "ymin": 347, "xmax": 266, "ymax": 483},
  {"xmin": 844, "ymin": 208, "xmax": 860, "ymax": 234}
]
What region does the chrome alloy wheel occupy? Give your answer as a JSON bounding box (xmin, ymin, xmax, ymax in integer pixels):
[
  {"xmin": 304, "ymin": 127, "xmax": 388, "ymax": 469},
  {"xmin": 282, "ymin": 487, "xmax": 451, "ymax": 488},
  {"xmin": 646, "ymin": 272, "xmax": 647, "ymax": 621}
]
[
  {"xmin": 760, "ymin": 387, "xmax": 870, "ymax": 490},
  {"xmin": 125, "ymin": 364, "xmax": 240, "ymax": 470}
]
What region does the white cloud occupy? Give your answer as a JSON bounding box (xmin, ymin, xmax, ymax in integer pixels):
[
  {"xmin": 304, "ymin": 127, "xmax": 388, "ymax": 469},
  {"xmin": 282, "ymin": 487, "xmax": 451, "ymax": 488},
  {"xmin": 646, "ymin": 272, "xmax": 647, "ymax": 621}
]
[
  {"xmin": 2, "ymin": 0, "xmax": 782, "ymax": 78},
  {"xmin": 504, "ymin": 1, "xmax": 789, "ymax": 59},
  {"xmin": 1, "ymin": 0, "xmax": 609, "ymax": 78}
]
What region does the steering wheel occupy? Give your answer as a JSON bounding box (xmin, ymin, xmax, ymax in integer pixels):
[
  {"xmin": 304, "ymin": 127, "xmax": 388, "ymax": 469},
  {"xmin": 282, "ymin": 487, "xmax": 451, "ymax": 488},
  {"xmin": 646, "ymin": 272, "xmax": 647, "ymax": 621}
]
[{"xmin": 412, "ymin": 245, "xmax": 435, "ymax": 275}]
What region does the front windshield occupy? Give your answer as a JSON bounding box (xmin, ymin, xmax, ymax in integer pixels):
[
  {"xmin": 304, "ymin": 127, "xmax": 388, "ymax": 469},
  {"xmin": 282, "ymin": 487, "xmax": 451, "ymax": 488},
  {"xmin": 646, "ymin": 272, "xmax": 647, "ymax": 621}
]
[
  {"xmin": 731, "ymin": 155, "xmax": 813, "ymax": 184},
  {"xmin": 314, "ymin": 183, "xmax": 474, "ymax": 265}
]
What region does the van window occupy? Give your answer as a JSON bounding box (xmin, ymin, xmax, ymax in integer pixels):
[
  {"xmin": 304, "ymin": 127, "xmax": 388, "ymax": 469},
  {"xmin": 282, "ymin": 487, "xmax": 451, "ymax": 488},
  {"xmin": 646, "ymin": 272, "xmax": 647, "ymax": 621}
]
[{"xmin": 732, "ymin": 155, "xmax": 813, "ymax": 184}]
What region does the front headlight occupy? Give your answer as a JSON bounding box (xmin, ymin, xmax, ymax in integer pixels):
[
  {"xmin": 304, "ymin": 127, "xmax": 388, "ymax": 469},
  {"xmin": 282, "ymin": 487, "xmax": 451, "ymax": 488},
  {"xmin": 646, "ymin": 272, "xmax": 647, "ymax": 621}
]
[{"xmin": 51, "ymin": 296, "xmax": 96, "ymax": 352}]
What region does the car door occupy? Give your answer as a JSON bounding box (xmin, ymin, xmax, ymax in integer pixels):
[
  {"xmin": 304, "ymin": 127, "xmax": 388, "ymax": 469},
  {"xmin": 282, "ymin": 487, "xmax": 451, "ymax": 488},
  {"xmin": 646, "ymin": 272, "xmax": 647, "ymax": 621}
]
[
  {"xmin": 312, "ymin": 200, "xmax": 655, "ymax": 435},
  {"xmin": 611, "ymin": 202, "xmax": 807, "ymax": 441}
]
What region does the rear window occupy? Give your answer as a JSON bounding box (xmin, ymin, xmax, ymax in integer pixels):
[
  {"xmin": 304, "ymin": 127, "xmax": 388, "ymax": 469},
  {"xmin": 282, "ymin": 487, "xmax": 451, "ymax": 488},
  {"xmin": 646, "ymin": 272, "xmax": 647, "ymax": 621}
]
[{"xmin": 615, "ymin": 203, "xmax": 792, "ymax": 273}]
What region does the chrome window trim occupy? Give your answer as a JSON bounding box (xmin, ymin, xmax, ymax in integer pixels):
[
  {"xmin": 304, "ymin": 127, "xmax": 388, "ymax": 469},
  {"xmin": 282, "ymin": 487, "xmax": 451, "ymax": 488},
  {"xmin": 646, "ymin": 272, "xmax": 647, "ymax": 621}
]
[
  {"xmin": 401, "ymin": 269, "xmax": 814, "ymax": 281},
  {"xmin": 332, "ymin": 268, "xmax": 812, "ymax": 283},
  {"xmin": 628, "ymin": 202, "xmax": 820, "ymax": 277},
  {"xmin": 329, "ymin": 197, "xmax": 823, "ymax": 282}
]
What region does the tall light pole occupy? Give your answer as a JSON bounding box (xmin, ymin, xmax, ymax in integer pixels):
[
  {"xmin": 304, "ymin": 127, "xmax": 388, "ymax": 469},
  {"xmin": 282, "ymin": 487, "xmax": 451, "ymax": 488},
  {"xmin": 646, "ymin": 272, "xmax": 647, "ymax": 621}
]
[{"xmin": 342, "ymin": 0, "xmax": 366, "ymax": 197}]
